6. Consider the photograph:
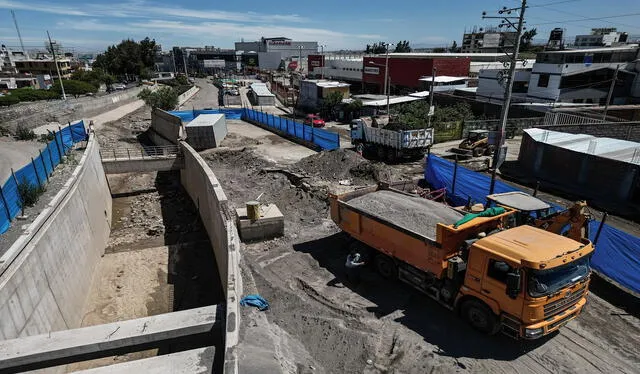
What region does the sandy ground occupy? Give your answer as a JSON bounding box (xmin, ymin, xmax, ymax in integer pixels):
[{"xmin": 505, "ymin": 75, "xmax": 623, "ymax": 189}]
[
  {"xmin": 179, "ymin": 78, "xmax": 218, "ymax": 110},
  {"xmin": 219, "ymin": 119, "xmax": 316, "ymax": 164},
  {"xmin": 205, "ymin": 144, "xmax": 640, "ymax": 374}
]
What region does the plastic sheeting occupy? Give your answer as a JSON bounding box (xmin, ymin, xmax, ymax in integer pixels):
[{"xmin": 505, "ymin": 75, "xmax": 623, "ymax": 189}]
[
  {"xmin": 242, "ymin": 109, "xmax": 340, "ymax": 151},
  {"xmin": 169, "ymin": 109, "xmax": 244, "ymax": 122},
  {"xmin": 424, "ymin": 154, "xmax": 640, "ymax": 295},
  {"xmin": 0, "ymin": 121, "xmax": 87, "ymax": 235}
]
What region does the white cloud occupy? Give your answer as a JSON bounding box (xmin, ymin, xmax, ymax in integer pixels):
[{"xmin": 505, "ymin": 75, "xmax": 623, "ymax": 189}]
[{"xmin": 0, "ymin": 0, "xmax": 308, "ymax": 23}]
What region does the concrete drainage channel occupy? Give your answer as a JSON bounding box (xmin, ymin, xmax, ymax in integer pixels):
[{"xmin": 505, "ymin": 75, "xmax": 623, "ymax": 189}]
[{"xmin": 0, "ymin": 128, "xmax": 242, "ymax": 372}]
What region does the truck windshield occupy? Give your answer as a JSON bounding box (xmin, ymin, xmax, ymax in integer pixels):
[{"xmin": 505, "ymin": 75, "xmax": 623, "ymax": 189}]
[{"xmin": 528, "ymin": 256, "xmax": 590, "ymax": 297}]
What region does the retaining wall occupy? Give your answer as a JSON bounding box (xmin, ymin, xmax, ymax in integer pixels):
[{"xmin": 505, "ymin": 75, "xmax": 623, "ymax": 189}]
[
  {"xmin": 178, "ymin": 141, "xmax": 242, "ymax": 374},
  {"xmin": 178, "ymin": 86, "xmax": 200, "ymax": 106},
  {"xmin": 0, "ymin": 132, "xmax": 111, "ymax": 340},
  {"xmin": 151, "ymin": 108, "xmax": 184, "ymax": 144},
  {"xmin": 1, "ymin": 87, "xmax": 147, "ymax": 133}
]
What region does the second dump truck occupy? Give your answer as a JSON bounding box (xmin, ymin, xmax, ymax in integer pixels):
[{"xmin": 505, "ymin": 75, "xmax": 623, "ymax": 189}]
[{"xmin": 329, "ymin": 186, "xmax": 594, "ymax": 339}]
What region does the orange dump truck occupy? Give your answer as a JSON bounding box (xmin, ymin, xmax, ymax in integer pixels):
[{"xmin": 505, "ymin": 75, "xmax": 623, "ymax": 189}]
[{"xmin": 329, "ymin": 186, "xmax": 595, "ymax": 339}]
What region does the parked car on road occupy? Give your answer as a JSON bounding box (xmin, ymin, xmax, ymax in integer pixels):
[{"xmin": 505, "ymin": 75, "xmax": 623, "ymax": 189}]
[
  {"xmin": 304, "ymin": 114, "xmax": 326, "ymax": 128},
  {"xmin": 113, "ymin": 83, "xmax": 126, "ymax": 91}
]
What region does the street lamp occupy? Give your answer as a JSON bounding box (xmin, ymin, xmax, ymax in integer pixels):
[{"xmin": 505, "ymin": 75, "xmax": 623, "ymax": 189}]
[
  {"xmin": 368, "ymin": 61, "xmax": 391, "ymax": 115},
  {"xmin": 297, "ymin": 45, "xmax": 304, "ymax": 72}
]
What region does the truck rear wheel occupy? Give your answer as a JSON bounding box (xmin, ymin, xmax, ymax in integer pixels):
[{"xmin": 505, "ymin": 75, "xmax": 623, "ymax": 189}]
[
  {"xmin": 375, "ymin": 254, "xmax": 397, "ymax": 279},
  {"xmin": 461, "ymin": 300, "xmax": 499, "ymax": 335},
  {"xmin": 376, "ymin": 146, "xmax": 386, "ymax": 160},
  {"xmin": 473, "ymin": 147, "xmax": 484, "ymax": 157},
  {"xmin": 386, "ymin": 149, "xmax": 398, "ymax": 164}
]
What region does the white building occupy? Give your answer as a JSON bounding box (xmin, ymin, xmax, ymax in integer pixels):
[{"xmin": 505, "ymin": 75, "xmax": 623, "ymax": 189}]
[
  {"xmin": 310, "ymin": 56, "xmax": 363, "ymax": 82},
  {"xmin": 298, "ymin": 79, "xmax": 350, "ymax": 109},
  {"xmin": 235, "ymin": 37, "xmax": 317, "ymax": 60},
  {"xmin": 476, "ymin": 69, "xmax": 531, "ymax": 103},
  {"xmin": 418, "ymin": 76, "xmax": 468, "ymax": 92},
  {"xmin": 574, "ymin": 28, "xmax": 629, "ymax": 48}
]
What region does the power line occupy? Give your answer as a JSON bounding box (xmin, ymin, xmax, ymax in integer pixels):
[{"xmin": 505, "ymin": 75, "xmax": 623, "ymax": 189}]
[
  {"xmin": 531, "ymin": 3, "xmax": 640, "ymax": 29},
  {"xmin": 532, "ymin": 12, "xmax": 640, "ymax": 26},
  {"xmin": 528, "ymin": 0, "xmax": 582, "ymax": 7}
]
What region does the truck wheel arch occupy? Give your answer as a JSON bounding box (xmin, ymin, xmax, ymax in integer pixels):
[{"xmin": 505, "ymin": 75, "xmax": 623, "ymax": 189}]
[{"xmin": 455, "ymin": 293, "xmax": 501, "ymax": 317}]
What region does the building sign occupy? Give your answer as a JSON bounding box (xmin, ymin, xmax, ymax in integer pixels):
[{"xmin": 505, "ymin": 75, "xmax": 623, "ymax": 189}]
[
  {"xmin": 364, "ymin": 66, "xmax": 380, "ymax": 75},
  {"xmin": 288, "ymin": 61, "xmax": 298, "ymax": 70},
  {"xmin": 311, "ymin": 60, "xmax": 320, "ymax": 67},
  {"xmin": 204, "ymin": 59, "xmax": 225, "ymax": 68},
  {"xmin": 268, "ymin": 40, "xmax": 292, "ymax": 46}
]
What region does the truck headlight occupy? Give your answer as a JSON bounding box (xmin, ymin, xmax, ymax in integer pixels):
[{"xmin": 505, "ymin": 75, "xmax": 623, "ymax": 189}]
[{"xmin": 524, "ymin": 327, "xmax": 544, "ymax": 338}]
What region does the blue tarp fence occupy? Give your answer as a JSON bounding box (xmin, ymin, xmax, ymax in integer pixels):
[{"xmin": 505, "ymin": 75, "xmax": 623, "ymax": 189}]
[
  {"xmin": 242, "ymin": 109, "xmax": 340, "ymax": 151},
  {"xmin": 0, "ymin": 120, "xmax": 87, "ymax": 235},
  {"xmin": 169, "ymin": 109, "xmax": 244, "ymax": 122},
  {"xmin": 425, "ymin": 153, "xmax": 640, "ymax": 294}
]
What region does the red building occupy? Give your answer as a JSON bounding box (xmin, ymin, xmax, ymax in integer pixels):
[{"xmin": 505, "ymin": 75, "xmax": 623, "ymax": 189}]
[
  {"xmin": 307, "ymin": 54, "xmax": 325, "ymax": 72},
  {"xmin": 362, "ymin": 55, "xmax": 471, "ymax": 94}
]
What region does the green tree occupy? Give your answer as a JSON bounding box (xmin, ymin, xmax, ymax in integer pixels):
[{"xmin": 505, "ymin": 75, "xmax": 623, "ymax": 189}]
[
  {"xmin": 138, "ymin": 87, "xmax": 178, "ymax": 111},
  {"xmin": 391, "ymin": 101, "xmax": 474, "ymax": 129},
  {"xmin": 320, "ymin": 91, "xmax": 345, "ymax": 120},
  {"xmin": 520, "ymin": 28, "xmax": 538, "ymax": 52},
  {"xmin": 51, "ymin": 80, "xmax": 98, "ymax": 98},
  {"xmin": 394, "ymin": 40, "xmax": 411, "ymax": 53},
  {"xmin": 366, "ymin": 41, "xmax": 389, "ymax": 54},
  {"xmin": 71, "ymin": 68, "xmax": 115, "ymax": 89},
  {"xmin": 93, "ymin": 37, "xmax": 158, "ymax": 79},
  {"xmin": 450, "ymin": 40, "xmax": 458, "ymax": 52},
  {"xmin": 345, "ymin": 99, "xmax": 363, "ymax": 119}
]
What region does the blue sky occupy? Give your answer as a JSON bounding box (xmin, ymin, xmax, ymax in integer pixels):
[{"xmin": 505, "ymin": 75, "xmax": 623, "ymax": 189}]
[{"xmin": 0, "ymin": 0, "xmax": 639, "ymax": 52}]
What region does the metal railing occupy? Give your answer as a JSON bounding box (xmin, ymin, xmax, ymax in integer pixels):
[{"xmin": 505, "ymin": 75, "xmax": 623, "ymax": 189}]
[{"xmin": 99, "ymin": 145, "xmax": 181, "ymax": 161}]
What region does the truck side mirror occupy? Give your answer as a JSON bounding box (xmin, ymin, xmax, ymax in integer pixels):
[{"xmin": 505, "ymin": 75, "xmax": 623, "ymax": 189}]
[{"xmin": 506, "ymin": 272, "xmax": 521, "ymax": 299}]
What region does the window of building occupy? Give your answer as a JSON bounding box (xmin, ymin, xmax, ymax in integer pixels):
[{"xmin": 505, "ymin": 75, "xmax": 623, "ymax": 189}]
[
  {"xmin": 538, "ymin": 74, "xmax": 550, "ymax": 88},
  {"xmin": 487, "ymin": 259, "xmax": 513, "ymax": 283}
]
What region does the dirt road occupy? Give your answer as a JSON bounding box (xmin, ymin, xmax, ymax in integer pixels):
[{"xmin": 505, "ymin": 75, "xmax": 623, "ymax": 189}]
[
  {"xmin": 179, "ymin": 78, "xmax": 218, "ymax": 110},
  {"xmin": 207, "ymin": 146, "xmax": 640, "ymax": 374}
]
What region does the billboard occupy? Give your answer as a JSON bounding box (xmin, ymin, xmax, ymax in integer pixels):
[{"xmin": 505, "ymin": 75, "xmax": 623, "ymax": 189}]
[
  {"xmin": 204, "ymin": 59, "xmax": 225, "ymax": 68},
  {"xmin": 364, "ymin": 66, "xmax": 379, "ymax": 75}
]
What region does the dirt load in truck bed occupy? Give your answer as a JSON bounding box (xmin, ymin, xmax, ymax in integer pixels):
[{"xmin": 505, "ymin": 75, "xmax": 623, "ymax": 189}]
[{"xmin": 347, "ymin": 190, "xmax": 464, "ymax": 239}]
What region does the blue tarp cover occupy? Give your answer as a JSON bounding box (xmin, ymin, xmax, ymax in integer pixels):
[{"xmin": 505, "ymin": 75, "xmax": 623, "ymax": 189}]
[
  {"xmin": 0, "ymin": 121, "xmax": 87, "ymax": 235},
  {"xmin": 169, "ymin": 109, "xmax": 244, "ymax": 122},
  {"xmin": 425, "ymin": 154, "xmax": 640, "ymax": 294},
  {"xmin": 241, "ymin": 109, "xmax": 340, "ymax": 150}
]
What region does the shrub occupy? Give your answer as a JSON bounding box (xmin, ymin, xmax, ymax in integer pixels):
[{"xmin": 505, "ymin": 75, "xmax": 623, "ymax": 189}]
[
  {"xmin": 138, "ymin": 86, "xmax": 179, "ymax": 111},
  {"xmin": 0, "ymin": 95, "xmax": 20, "ymax": 106},
  {"xmin": 17, "ymin": 178, "xmax": 45, "ymax": 207},
  {"xmin": 51, "ymin": 80, "xmax": 98, "ymax": 98},
  {"xmin": 15, "ymin": 124, "xmax": 37, "ymax": 140}
]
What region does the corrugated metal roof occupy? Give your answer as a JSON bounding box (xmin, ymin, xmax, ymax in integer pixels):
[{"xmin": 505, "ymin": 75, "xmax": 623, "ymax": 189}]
[
  {"xmin": 525, "ymin": 128, "xmax": 640, "ymax": 165},
  {"xmin": 250, "ymin": 83, "xmax": 275, "ymax": 97},
  {"xmin": 363, "ymin": 96, "xmax": 423, "ymax": 107},
  {"xmin": 418, "ymin": 76, "xmax": 468, "ymax": 83}
]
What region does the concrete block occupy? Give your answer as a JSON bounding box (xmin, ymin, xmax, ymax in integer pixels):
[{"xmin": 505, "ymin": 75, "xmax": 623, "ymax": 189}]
[
  {"xmin": 236, "ymin": 204, "xmax": 284, "ymax": 242},
  {"xmin": 185, "ymin": 113, "xmax": 227, "ymax": 150}
]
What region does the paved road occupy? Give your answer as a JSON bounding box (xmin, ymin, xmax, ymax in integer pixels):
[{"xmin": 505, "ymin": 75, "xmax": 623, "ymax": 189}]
[
  {"xmin": 179, "ymin": 78, "xmax": 218, "ymax": 110},
  {"xmin": 0, "ymin": 139, "xmax": 43, "ymax": 184}
]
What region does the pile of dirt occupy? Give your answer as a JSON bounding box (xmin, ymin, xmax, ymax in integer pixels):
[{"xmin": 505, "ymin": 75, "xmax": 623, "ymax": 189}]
[
  {"xmin": 291, "ymin": 149, "xmax": 400, "ymax": 184},
  {"xmin": 348, "ymin": 190, "xmax": 463, "ymax": 238},
  {"xmin": 204, "ymin": 147, "xmax": 273, "ymax": 171}
]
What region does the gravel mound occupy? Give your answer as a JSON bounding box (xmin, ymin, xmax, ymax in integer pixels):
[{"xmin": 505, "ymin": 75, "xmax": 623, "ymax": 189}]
[
  {"xmin": 292, "ymin": 149, "xmax": 399, "ymax": 184},
  {"xmin": 347, "ymin": 190, "xmax": 463, "ymax": 239}
]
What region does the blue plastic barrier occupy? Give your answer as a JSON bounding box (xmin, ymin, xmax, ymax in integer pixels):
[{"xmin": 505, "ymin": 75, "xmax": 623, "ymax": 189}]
[
  {"xmin": 241, "ymin": 109, "xmax": 340, "ymax": 150},
  {"xmin": 0, "ymin": 120, "xmax": 87, "ymax": 235},
  {"xmin": 169, "ymin": 109, "xmax": 244, "ymax": 122},
  {"xmin": 424, "ymin": 153, "xmax": 640, "ymax": 295}
]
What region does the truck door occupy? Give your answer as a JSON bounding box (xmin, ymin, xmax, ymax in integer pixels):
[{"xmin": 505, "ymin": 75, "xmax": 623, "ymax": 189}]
[
  {"xmin": 350, "ymin": 120, "xmax": 363, "ymax": 141},
  {"xmin": 480, "ymin": 257, "xmax": 523, "ymax": 317}
]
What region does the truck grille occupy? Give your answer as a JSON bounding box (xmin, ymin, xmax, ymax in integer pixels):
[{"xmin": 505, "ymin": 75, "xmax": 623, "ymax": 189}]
[{"xmin": 544, "ymin": 287, "xmax": 585, "ymax": 319}]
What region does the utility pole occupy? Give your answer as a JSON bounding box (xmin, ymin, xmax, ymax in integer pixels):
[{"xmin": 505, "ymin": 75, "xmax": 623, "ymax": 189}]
[
  {"xmin": 383, "ymin": 43, "xmax": 390, "ymax": 95},
  {"xmin": 427, "ymin": 68, "xmax": 436, "ymax": 127},
  {"xmin": 320, "ymin": 44, "xmax": 326, "ymax": 80},
  {"xmin": 47, "ymin": 30, "xmax": 66, "ymax": 100},
  {"xmin": 483, "ymin": 0, "xmax": 527, "ymax": 195},
  {"xmin": 182, "ymin": 51, "xmax": 188, "ymax": 77},
  {"xmin": 603, "ymin": 64, "xmax": 619, "ymax": 121}
]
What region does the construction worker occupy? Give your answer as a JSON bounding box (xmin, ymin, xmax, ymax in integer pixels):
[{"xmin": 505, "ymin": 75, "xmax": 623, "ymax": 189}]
[{"xmin": 345, "ymin": 252, "xmax": 366, "ymax": 285}]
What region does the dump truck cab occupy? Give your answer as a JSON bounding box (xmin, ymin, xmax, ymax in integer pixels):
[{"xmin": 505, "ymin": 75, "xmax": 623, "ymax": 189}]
[{"xmin": 458, "ymin": 225, "xmax": 594, "ymax": 339}]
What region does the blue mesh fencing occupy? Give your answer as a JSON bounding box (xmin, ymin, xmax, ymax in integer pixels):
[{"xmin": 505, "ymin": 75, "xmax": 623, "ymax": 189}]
[
  {"xmin": 241, "ymin": 109, "xmax": 340, "ymax": 150},
  {"xmin": 424, "ymin": 153, "xmax": 640, "ymax": 295},
  {"xmin": 0, "ymin": 120, "xmax": 87, "ymax": 235}
]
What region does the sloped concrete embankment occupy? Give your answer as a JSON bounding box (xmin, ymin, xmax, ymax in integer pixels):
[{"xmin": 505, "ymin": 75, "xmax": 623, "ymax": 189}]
[
  {"xmin": 0, "ymin": 132, "xmax": 112, "ymax": 340},
  {"xmin": 178, "ymin": 141, "xmax": 242, "ymax": 374}
]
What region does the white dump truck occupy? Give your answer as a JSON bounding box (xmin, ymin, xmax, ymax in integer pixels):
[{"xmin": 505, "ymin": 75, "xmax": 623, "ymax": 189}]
[{"xmin": 350, "ymin": 117, "xmax": 434, "ymax": 162}]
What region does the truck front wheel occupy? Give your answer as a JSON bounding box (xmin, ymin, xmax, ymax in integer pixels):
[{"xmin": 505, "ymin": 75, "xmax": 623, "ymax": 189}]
[
  {"xmin": 461, "ymin": 300, "xmax": 499, "ymax": 335},
  {"xmin": 375, "ymin": 254, "xmax": 397, "ymax": 279}
]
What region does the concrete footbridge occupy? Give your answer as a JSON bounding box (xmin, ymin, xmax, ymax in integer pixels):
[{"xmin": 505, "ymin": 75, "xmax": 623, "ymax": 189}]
[{"xmin": 99, "ymin": 145, "xmax": 184, "ymax": 174}]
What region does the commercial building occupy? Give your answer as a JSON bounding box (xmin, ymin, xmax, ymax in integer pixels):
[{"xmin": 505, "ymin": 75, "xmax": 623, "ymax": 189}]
[
  {"xmin": 519, "ymin": 128, "xmax": 640, "ymax": 204},
  {"xmin": 14, "ymin": 58, "xmax": 71, "ymax": 79},
  {"xmin": 418, "ymin": 76, "xmax": 468, "ymax": 92},
  {"xmin": 362, "ymin": 53, "xmax": 471, "ymax": 94},
  {"xmin": 527, "ymin": 46, "xmax": 640, "ymax": 104},
  {"xmin": 461, "ymin": 27, "xmax": 518, "ymax": 53},
  {"xmin": 574, "ymin": 28, "xmax": 629, "ymax": 48},
  {"xmin": 307, "ymin": 55, "xmax": 362, "ymax": 84},
  {"xmin": 298, "ymin": 79, "xmax": 350, "ymax": 110},
  {"xmin": 235, "ymin": 37, "xmax": 318, "ymax": 60}
]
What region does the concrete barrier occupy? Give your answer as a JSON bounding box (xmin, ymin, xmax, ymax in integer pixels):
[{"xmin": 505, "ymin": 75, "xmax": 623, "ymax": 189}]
[
  {"xmin": 178, "ymin": 141, "xmax": 242, "ymax": 374},
  {"xmin": 151, "ymin": 108, "xmax": 184, "ymax": 144},
  {"xmin": 178, "ymin": 86, "xmax": 200, "ymax": 106},
  {"xmin": 0, "ymin": 131, "xmax": 111, "ymax": 341}
]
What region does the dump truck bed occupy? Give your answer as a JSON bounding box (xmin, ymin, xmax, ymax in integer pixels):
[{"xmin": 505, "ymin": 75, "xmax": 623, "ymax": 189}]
[
  {"xmin": 346, "ymin": 190, "xmax": 463, "ymax": 241},
  {"xmin": 363, "ymin": 127, "xmax": 433, "ymax": 150}
]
